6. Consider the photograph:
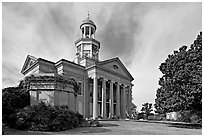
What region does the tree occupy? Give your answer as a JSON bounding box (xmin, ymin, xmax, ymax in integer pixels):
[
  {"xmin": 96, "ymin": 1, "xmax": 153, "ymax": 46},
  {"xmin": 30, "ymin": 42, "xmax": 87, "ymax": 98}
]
[
  {"xmin": 155, "ymin": 32, "xmax": 202, "ymax": 114},
  {"xmin": 141, "ymin": 102, "xmax": 153, "ymax": 119},
  {"xmin": 130, "ymin": 103, "xmax": 138, "ymax": 119}
]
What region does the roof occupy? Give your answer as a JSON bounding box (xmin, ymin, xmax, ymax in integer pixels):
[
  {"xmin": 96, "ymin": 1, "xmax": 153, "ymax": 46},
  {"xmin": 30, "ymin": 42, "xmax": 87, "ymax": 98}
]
[
  {"xmin": 21, "ymin": 55, "xmax": 38, "ymax": 73},
  {"xmin": 55, "ymin": 59, "xmax": 85, "ymax": 69},
  {"xmin": 83, "ymin": 18, "xmax": 95, "ymax": 24},
  {"xmin": 38, "ymin": 58, "xmax": 55, "ymax": 64},
  {"xmin": 98, "ymin": 57, "xmax": 134, "ymax": 81},
  {"xmin": 80, "ymin": 17, "xmax": 96, "ymax": 30},
  {"xmin": 75, "ymin": 38, "xmax": 100, "ymax": 46},
  {"xmin": 21, "ymin": 55, "xmax": 85, "ymax": 75}
]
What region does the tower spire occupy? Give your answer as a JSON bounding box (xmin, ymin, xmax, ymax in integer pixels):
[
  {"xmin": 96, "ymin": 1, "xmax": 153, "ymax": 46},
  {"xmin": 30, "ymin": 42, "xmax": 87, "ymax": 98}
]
[{"xmin": 87, "ymin": 11, "xmax": 89, "ymax": 19}]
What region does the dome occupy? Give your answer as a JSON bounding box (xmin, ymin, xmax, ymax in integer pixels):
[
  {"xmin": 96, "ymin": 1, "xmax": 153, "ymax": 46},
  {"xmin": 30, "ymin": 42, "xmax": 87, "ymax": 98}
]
[
  {"xmin": 83, "ymin": 18, "xmax": 95, "ymax": 24},
  {"xmin": 80, "ymin": 17, "xmax": 96, "ymax": 30}
]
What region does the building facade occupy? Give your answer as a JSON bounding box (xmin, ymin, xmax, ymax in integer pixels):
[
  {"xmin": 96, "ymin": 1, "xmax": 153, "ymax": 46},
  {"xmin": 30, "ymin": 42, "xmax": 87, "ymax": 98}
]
[{"xmin": 21, "ymin": 15, "xmax": 134, "ymax": 119}]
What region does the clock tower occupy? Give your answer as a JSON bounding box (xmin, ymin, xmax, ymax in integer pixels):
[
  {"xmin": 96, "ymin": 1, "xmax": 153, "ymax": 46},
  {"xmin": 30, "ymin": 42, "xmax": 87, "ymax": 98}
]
[{"xmin": 74, "ymin": 13, "xmax": 100, "ymax": 67}]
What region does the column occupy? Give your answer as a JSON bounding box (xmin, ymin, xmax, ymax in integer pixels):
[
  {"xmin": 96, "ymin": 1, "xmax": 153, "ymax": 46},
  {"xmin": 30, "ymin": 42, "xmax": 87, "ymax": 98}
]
[
  {"xmin": 116, "ymin": 83, "xmax": 121, "ymax": 118},
  {"xmin": 82, "ymin": 27, "xmax": 83, "ymax": 38},
  {"xmin": 121, "ymin": 85, "xmax": 126, "ymax": 119},
  {"xmin": 83, "ymin": 27, "xmax": 86, "ymax": 38},
  {"xmin": 93, "ymin": 76, "xmax": 98, "ymax": 119},
  {"xmin": 109, "ymin": 80, "xmax": 114, "ymax": 118},
  {"xmin": 128, "ymin": 86, "xmax": 131, "ymax": 117},
  {"xmin": 123, "ymin": 85, "xmax": 127, "ymax": 119},
  {"xmin": 93, "ymin": 28, "xmax": 95, "ymax": 39},
  {"xmin": 101, "ymin": 78, "xmax": 107, "ymax": 119}
]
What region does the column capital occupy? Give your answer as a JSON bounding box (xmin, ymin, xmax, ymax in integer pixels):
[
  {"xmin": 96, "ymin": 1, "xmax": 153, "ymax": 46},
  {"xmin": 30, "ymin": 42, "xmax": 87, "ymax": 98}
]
[
  {"xmin": 109, "ymin": 79, "xmax": 115, "ymax": 83},
  {"xmin": 121, "ymin": 84, "xmax": 126, "ymax": 87},
  {"xmin": 89, "ymin": 75, "xmax": 101, "ymax": 79},
  {"xmin": 106, "ymin": 79, "xmax": 114, "ymax": 84},
  {"xmin": 102, "ymin": 77, "xmax": 108, "ymax": 81},
  {"xmin": 124, "ymin": 84, "xmax": 129, "ymax": 88}
]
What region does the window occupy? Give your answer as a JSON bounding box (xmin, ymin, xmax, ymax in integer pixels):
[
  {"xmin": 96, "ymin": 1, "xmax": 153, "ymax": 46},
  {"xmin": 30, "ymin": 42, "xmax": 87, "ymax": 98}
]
[
  {"xmin": 98, "ymin": 83, "xmax": 102, "ymax": 101},
  {"xmin": 78, "ymin": 82, "xmax": 82, "ymax": 95},
  {"xmin": 85, "ymin": 26, "xmax": 89, "ymax": 36},
  {"xmin": 77, "ymin": 45, "xmax": 81, "ymax": 53},
  {"xmin": 29, "ymin": 60, "xmax": 34, "ymax": 67},
  {"xmin": 83, "ymin": 50, "xmax": 90, "ymax": 57},
  {"xmin": 92, "ymin": 44, "xmax": 97, "ymax": 53},
  {"xmin": 113, "ymin": 65, "xmax": 118, "ymax": 69},
  {"xmin": 91, "ymin": 27, "xmax": 94, "ymax": 35},
  {"xmin": 89, "ymin": 83, "xmax": 93, "ymax": 97}
]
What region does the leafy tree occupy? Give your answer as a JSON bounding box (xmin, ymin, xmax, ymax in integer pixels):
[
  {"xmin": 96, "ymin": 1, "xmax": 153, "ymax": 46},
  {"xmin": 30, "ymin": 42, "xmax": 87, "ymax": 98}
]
[
  {"xmin": 155, "ymin": 32, "xmax": 202, "ymax": 114},
  {"xmin": 141, "ymin": 102, "xmax": 153, "ymax": 119}
]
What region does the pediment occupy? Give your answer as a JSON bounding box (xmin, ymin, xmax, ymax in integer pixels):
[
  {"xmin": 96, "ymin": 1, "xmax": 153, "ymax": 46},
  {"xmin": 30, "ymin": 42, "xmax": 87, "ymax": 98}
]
[
  {"xmin": 98, "ymin": 57, "xmax": 134, "ymax": 81},
  {"xmin": 21, "ymin": 55, "xmax": 38, "ymax": 73}
]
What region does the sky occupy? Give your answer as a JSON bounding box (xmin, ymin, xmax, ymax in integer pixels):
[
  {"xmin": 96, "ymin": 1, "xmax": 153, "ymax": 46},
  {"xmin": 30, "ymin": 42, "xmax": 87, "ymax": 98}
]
[{"xmin": 2, "ymin": 2, "xmax": 202, "ymax": 110}]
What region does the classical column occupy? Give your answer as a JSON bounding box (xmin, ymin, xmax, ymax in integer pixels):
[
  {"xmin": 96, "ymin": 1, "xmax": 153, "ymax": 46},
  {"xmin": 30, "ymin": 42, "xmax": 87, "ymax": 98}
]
[
  {"xmin": 121, "ymin": 85, "xmax": 126, "ymax": 119},
  {"xmin": 82, "ymin": 27, "xmax": 84, "ymax": 38},
  {"xmin": 128, "ymin": 86, "xmax": 131, "ymax": 117},
  {"xmin": 93, "ymin": 76, "xmax": 98, "ymax": 119},
  {"xmin": 116, "ymin": 83, "xmax": 121, "ymax": 118},
  {"xmin": 101, "ymin": 78, "xmax": 107, "ymax": 119},
  {"xmin": 123, "ymin": 85, "xmax": 127, "ymax": 119},
  {"xmin": 109, "ymin": 80, "xmax": 114, "ymax": 117}
]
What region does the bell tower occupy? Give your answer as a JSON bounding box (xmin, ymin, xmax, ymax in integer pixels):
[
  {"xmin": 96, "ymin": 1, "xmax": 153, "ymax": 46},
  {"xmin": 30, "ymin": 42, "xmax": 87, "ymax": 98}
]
[{"xmin": 74, "ymin": 13, "xmax": 100, "ymax": 67}]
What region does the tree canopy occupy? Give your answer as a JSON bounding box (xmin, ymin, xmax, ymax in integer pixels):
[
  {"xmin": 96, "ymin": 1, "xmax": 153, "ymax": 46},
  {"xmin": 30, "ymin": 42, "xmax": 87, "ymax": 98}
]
[
  {"xmin": 141, "ymin": 102, "xmax": 153, "ymax": 119},
  {"xmin": 155, "ymin": 32, "xmax": 202, "ymax": 114}
]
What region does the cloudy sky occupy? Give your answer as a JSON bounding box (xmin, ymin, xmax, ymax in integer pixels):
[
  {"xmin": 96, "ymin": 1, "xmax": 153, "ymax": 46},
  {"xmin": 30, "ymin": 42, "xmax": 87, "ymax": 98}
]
[{"xmin": 2, "ymin": 2, "xmax": 202, "ymax": 110}]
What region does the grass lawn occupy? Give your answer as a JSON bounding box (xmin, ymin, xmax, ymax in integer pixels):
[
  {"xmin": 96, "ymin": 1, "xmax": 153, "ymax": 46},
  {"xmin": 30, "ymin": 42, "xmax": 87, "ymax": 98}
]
[{"xmin": 3, "ymin": 120, "xmax": 202, "ymax": 135}]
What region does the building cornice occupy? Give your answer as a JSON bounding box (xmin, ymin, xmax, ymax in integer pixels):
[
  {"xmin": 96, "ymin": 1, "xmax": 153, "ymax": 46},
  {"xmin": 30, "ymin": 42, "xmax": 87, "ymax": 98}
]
[
  {"xmin": 55, "ymin": 59, "xmax": 85, "ymax": 71},
  {"xmin": 75, "ymin": 38, "xmax": 100, "ymax": 47},
  {"xmin": 86, "ymin": 65, "xmax": 132, "ymax": 82}
]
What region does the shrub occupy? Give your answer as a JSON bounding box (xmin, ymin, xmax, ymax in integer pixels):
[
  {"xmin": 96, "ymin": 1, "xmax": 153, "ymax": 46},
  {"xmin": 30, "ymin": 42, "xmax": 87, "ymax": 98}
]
[
  {"xmin": 110, "ymin": 115, "xmax": 119, "ymax": 120},
  {"xmin": 178, "ymin": 110, "xmax": 202, "ymax": 124},
  {"xmin": 88, "ymin": 119, "xmax": 102, "ymax": 127},
  {"xmin": 2, "ymin": 87, "xmax": 30, "ymax": 124},
  {"xmin": 137, "ymin": 112, "xmax": 146, "ymax": 120},
  {"xmin": 148, "ymin": 114, "xmax": 166, "ymax": 121},
  {"xmin": 190, "ymin": 111, "xmax": 202, "ymax": 124},
  {"xmin": 8, "ymin": 103, "xmax": 85, "ymax": 132}
]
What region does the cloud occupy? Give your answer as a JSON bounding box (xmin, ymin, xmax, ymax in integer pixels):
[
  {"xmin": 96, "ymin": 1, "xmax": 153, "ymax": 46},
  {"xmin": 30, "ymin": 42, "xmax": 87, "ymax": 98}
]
[{"xmin": 128, "ymin": 2, "xmax": 201, "ymax": 110}]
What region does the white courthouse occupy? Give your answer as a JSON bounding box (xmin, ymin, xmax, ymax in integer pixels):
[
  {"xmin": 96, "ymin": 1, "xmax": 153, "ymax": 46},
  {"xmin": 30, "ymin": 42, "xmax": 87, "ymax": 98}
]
[{"xmin": 21, "ymin": 15, "xmax": 134, "ymax": 119}]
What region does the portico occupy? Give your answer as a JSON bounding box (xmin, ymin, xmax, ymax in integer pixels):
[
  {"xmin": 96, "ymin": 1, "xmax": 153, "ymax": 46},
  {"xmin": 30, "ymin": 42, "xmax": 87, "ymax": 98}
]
[{"xmin": 88, "ymin": 72, "xmax": 132, "ymax": 119}]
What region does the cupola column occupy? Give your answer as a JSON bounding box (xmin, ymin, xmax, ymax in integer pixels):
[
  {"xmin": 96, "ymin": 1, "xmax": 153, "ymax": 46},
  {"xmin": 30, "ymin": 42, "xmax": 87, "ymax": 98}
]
[{"xmin": 89, "ymin": 26, "xmax": 91, "ymax": 38}]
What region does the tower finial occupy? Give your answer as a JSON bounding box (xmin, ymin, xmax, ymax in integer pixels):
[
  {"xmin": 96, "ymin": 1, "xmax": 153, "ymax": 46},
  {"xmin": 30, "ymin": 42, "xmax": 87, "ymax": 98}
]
[{"xmin": 87, "ymin": 11, "xmax": 89, "ymax": 19}]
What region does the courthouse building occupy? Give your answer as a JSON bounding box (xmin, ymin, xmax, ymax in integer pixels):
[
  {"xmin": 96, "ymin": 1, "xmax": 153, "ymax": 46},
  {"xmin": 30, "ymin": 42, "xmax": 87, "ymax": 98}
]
[{"xmin": 21, "ymin": 15, "xmax": 134, "ymax": 119}]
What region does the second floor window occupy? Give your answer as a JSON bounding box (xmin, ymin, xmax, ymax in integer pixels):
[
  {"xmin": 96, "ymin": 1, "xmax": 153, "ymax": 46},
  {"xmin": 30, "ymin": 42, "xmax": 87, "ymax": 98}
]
[{"xmin": 78, "ymin": 82, "xmax": 82, "ymax": 95}]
